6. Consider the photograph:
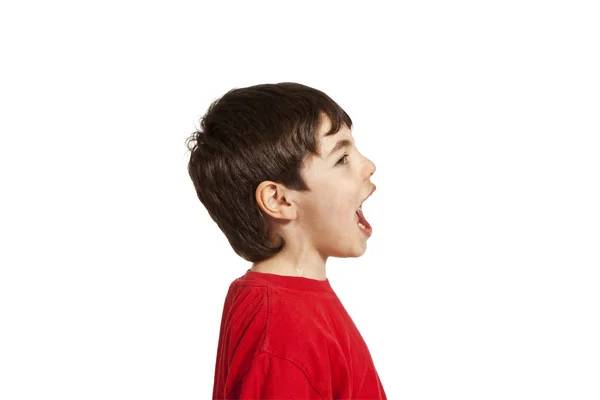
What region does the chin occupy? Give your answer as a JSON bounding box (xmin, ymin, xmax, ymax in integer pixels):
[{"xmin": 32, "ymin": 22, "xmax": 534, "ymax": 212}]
[{"xmin": 332, "ymin": 244, "xmax": 368, "ymax": 259}]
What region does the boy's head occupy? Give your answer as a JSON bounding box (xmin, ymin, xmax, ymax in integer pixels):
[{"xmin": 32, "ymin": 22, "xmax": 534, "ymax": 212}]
[{"xmin": 186, "ymin": 82, "xmax": 376, "ymax": 267}]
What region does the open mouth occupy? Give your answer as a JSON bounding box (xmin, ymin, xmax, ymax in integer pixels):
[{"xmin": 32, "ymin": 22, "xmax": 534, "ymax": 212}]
[
  {"xmin": 355, "ymin": 206, "xmax": 372, "ymax": 236},
  {"xmin": 355, "ymin": 185, "xmax": 376, "ymax": 237}
]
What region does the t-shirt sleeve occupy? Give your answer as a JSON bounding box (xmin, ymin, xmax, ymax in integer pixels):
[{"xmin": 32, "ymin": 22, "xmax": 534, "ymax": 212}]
[{"xmin": 226, "ymin": 352, "xmax": 322, "ymax": 399}]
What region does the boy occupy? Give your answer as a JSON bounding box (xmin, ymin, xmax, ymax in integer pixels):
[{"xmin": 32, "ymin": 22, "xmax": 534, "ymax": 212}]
[{"xmin": 186, "ymin": 82, "xmax": 386, "ymax": 399}]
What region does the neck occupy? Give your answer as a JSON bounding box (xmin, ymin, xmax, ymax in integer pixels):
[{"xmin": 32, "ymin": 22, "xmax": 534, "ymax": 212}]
[{"xmin": 250, "ymin": 245, "xmax": 327, "ymax": 281}]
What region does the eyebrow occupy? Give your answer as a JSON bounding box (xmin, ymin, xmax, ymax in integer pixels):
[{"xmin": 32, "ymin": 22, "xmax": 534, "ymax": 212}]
[{"xmin": 325, "ymin": 139, "xmax": 353, "ymax": 159}]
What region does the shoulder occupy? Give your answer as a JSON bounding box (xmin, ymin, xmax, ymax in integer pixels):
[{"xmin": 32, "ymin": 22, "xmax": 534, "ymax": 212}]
[
  {"xmin": 219, "ymin": 282, "xmax": 340, "ymax": 397},
  {"xmin": 221, "ymin": 280, "xmax": 322, "ymax": 357}
]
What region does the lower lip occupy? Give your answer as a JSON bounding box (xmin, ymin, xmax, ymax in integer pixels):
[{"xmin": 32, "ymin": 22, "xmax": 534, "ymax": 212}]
[
  {"xmin": 356, "ymin": 218, "xmax": 373, "ymax": 237},
  {"xmin": 359, "ymin": 224, "xmax": 372, "ymax": 237}
]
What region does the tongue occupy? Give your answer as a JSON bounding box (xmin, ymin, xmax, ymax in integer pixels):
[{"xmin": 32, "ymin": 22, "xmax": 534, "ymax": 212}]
[{"xmin": 356, "ymin": 208, "xmax": 371, "ymax": 229}]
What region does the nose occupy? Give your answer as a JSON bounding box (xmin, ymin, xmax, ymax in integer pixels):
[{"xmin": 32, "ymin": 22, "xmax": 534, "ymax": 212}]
[{"xmin": 364, "ymin": 156, "xmax": 376, "ymax": 180}]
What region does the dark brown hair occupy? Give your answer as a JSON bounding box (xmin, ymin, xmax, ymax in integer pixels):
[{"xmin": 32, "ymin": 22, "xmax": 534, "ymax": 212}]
[{"xmin": 185, "ymin": 82, "xmax": 352, "ymax": 263}]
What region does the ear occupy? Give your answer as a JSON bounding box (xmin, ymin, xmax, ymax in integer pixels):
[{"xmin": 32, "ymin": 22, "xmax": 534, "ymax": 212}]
[{"xmin": 255, "ymin": 181, "xmax": 297, "ymax": 221}]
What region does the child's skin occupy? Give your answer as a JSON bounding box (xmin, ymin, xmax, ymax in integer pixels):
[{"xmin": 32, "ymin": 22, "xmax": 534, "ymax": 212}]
[{"xmin": 250, "ymin": 113, "xmax": 377, "ymax": 281}]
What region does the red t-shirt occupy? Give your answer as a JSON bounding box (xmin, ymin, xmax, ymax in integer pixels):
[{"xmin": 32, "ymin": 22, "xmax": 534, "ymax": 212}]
[{"xmin": 212, "ymin": 269, "xmax": 387, "ymax": 399}]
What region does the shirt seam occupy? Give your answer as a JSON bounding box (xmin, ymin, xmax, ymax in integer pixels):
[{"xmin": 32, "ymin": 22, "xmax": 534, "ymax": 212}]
[{"xmin": 227, "ymin": 351, "xmax": 324, "ymax": 400}]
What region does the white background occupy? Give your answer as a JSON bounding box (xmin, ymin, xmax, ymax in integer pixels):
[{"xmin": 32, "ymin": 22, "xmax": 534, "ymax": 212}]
[{"xmin": 1, "ymin": 0, "xmax": 599, "ymax": 399}]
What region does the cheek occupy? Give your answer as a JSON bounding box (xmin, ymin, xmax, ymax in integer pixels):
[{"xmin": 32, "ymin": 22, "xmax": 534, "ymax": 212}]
[{"xmin": 320, "ymin": 193, "xmax": 356, "ymax": 219}]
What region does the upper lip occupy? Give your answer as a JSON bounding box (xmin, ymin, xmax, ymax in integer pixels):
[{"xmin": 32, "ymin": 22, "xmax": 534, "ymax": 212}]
[{"xmin": 359, "ymin": 185, "xmax": 377, "ymax": 208}]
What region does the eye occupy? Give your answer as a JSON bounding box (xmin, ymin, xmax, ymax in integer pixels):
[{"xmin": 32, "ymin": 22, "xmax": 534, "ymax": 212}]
[{"xmin": 336, "ymin": 153, "xmax": 349, "ymax": 166}]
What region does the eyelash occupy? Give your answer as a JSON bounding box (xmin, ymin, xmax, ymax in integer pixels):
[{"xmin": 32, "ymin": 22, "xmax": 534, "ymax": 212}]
[{"xmin": 336, "ymin": 153, "xmax": 349, "ymax": 166}]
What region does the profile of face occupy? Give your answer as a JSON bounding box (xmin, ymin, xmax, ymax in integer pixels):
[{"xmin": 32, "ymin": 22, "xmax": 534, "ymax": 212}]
[
  {"xmin": 297, "ymin": 116, "xmax": 377, "ymax": 258},
  {"xmin": 256, "ymin": 114, "xmax": 377, "ymax": 261}
]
